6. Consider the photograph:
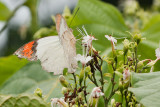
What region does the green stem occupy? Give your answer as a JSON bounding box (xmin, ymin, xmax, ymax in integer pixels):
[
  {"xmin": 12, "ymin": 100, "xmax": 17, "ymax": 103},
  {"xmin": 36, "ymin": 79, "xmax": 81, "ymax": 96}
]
[
  {"xmin": 0, "ymin": 3, "xmax": 24, "ymax": 34},
  {"xmin": 134, "ymin": 47, "xmax": 138, "ymax": 73},
  {"xmin": 84, "ymin": 77, "xmax": 87, "ymax": 103},
  {"xmin": 72, "ymin": 73, "xmax": 77, "ymax": 89},
  {"xmin": 125, "ymin": 89, "xmax": 129, "ymax": 107},
  {"xmin": 100, "ymin": 69, "xmax": 104, "ymax": 93},
  {"xmin": 25, "ymin": 0, "xmax": 39, "ymax": 34}
]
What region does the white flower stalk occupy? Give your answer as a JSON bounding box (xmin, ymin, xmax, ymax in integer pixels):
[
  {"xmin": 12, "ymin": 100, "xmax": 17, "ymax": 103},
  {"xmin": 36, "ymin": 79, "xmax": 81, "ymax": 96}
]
[
  {"xmin": 82, "ymin": 35, "xmax": 97, "ymax": 48},
  {"xmin": 105, "ymin": 35, "xmax": 117, "ymax": 50},
  {"xmin": 51, "ymin": 98, "xmax": 68, "ymax": 107},
  {"xmin": 155, "ymin": 46, "xmax": 160, "ymax": 60},
  {"xmin": 77, "ymin": 26, "xmax": 97, "ymax": 55},
  {"xmin": 75, "ymin": 54, "xmax": 92, "ymax": 66},
  {"xmin": 89, "ymin": 87, "xmax": 104, "ymax": 107},
  {"xmin": 123, "ymin": 68, "xmax": 131, "ymax": 83}
]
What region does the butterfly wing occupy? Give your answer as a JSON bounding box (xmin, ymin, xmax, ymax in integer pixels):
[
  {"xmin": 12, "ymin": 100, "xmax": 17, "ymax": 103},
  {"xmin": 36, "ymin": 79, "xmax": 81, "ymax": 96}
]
[
  {"xmin": 14, "ymin": 14, "xmax": 77, "ymax": 75},
  {"xmin": 55, "ymin": 14, "xmax": 77, "ymax": 73},
  {"xmin": 14, "ymin": 40, "xmax": 38, "ymax": 61},
  {"xmin": 36, "ymin": 36, "xmax": 68, "ymax": 75},
  {"xmin": 14, "ymin": 36, "xmax": 68, "ymax": 75}
]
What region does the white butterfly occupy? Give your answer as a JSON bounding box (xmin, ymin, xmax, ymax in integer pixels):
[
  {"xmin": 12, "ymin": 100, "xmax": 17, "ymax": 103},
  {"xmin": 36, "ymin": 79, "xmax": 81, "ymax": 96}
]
[{"xmin": 14, "ymin": 14, "xmax": 77, "ymax": 75}]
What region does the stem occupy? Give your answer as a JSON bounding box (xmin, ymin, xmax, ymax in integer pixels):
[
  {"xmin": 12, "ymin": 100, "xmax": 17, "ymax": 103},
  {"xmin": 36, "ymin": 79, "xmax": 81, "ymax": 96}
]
[
  {"xmin": 0, "ymin": 3, "xmax": 24, "ymax": 34},
  {"xmin": 25, "ymin": 0, "xmax": 39, "ymax": 34},
  {"xmin": 89, "ymin": 60, "xmax": 99, "ymax": 86},
  {"xmin": 72, "ymin": 73, "xmax": 77, "ymax": 89},
  {"xmin": 107, "ymin": 87, "xmax": 119, "ymax": 103},
  {"xmin": 125, "ymin": 89, "xmax": 129, "ymax": 107},
  {"xmin": 104, "ymin": 56, "xmax": 118, "ymax": 106},
  {"xmin": 84, "ymin": 77, "xmax": 88, "ymax": 103},
  {"xmin": 99, "ymin": 69, "xmax": 104, "ymax": 93},
  {"xmin": 134, "ymin": 47, "xmax": 138, "ymax": 72},
  {"xmin": 124, "ymin": 54, "xmax": 126, "ymax": 65}
]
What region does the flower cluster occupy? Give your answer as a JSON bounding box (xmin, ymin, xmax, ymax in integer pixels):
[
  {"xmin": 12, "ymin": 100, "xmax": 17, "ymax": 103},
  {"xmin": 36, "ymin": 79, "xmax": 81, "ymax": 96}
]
[{"xmin": 48, "ymin": 28, "xmax": 160, "ymax": 107}]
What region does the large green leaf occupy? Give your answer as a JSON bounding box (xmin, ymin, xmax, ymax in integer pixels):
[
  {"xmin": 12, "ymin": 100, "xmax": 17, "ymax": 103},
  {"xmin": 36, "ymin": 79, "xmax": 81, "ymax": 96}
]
[
  {"xmin": 138, "ymin": 14, "xmax": 160, "ymax": 71},
  {"xmin": 129, "ymin": 72, "xmax": 160, "ymax": 107},
  {"xmin": 0, "ymin": 61, "xmax": 62, "ymax": 102},
  {"xmin": 0, "ymin": 55, "xmax": 28, "ymax": 86},
  {"xmin": 71, "ymin": 0, "xmax": 129, "ymax": 52},
  {"xmin": 0, "ymin": 94, "xmax": 48, "ymax": 107},
  {"xmin": 0, "ymin": 2, "xmax": 11, "ymax": 21},
  {"xmin": 0, "ymin": 61, "xmax": 96, "ymax": 102}
]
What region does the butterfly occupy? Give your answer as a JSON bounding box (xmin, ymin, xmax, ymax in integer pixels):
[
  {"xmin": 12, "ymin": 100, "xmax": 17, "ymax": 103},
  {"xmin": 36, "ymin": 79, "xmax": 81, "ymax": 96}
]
[{"xmin": 14, "ymin": 14, "xmax": 77, "ymax": 75}]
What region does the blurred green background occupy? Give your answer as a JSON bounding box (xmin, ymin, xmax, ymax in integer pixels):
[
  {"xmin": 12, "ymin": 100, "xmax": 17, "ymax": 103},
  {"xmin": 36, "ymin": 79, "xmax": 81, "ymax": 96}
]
[{"xmin": 0, "ymin": 0, "xmax": 160, "ymax": 103}]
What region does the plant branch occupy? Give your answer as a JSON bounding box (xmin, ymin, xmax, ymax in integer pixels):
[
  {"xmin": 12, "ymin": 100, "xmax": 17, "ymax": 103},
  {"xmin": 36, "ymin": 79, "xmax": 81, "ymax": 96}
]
[
  {"xmin": 84, "ymin": 77, "xmax": 88, "ymax": 103},
  {"xmin": 134, "ymin": 47, "xmax": 138, "ymax": 72},
  {"xmin": 72, "ymin": 73, "xmax": 77, "ymax": 89},
  {"xmin": 0, "ymin": 3, "xmax": 24, "ymax": 34}
]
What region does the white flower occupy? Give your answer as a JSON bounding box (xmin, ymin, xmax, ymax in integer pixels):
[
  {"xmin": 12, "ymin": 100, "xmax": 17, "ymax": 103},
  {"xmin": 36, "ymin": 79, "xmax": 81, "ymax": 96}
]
[
  {"xmin": 123, "ymin": 68, "xmax": 131, "ymax": 83},
  {"xmin": 90, "ymin": 87, "xmax": 104, "ymax": 98},
  {"xmin": 82, "ymin": 35, "xmax": 97, "ymax": 47},
  {"xmin": 155, "ymin": 47, "xmax": 160, "ymax": 59},
  {"xmin": 75, "ymin": 54, "xmax": 92, "ymax": 65},
  {"xmin": 51, "ymin": 98, "xmax": 68, "ymax": 107},
  {"xmin": 105, "ymin": 35, "xmax": 117, "ymax": 48}
]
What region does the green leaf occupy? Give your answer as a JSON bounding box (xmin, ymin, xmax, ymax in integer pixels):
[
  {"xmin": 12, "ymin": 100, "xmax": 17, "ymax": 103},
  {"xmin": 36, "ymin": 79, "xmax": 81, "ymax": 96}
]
[
  {"xmin": 0, "ymin": 94, "xmax": 48, "ymax": 107},
  {"xmin": 71, "ymin": 0, "xmax": 129, "ymax": 52},
  {"xmin": 0, "ymin": 55, "xmax": 28, "ymax": 86},
  {"xmin": 0, "ymin": 61, "xmax": 62, "ymax": 102},
  {"xmin": 138, "ymin": 14, "xmax": 160, "ymax": 71},
  {"xmin": 0, "ymin": 2, "xmax": 11, "ymax": 21},
  {"xmin": 0, "ymin": 61, "xmax": 98, "ymax": 103},
  {"xmin": 33, "ymin": 27, "xmax": 57, "ymax": 39},
  {"xmin": 129, "ymin": 71, "xmax": 160, "ymax": 107}
]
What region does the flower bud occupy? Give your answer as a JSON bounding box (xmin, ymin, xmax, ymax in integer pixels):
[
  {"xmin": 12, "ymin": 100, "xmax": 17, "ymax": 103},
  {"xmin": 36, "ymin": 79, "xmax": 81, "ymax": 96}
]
[
  {"xmin": 61, "ymin": 87, "xmax": 69, "ymax": 95},
  {"xmin": 84, "ymin": 66, "xmax": 91, "ymax": 77},
  {"xmin": 72, "ymin": 105, "xmax": 78, "ymax": 107},
  {"xmin": 51, "ymin": 98, "xmax": 68, "ymax": 107},
  {"xmin": 145, "ymin": 60, "xmax": 156, "ymax": 68},
  {"xmin": 111, "ymin": 99, "xmax": 115, "ymax": 107},
  {"xmin": 123, "ymin": 68, "xmax": 131, "ymax": 83},
  {"xmin": 79, "ymin": 69, "xmax": 85, "ymax": 86},
  {"xmin": 59, "ymin": 75, "xmax": 69, "ymax": 87},
  {"xmin": 89, "ymin": 87, "xmax": 104, "ymax": 107},
  {"xmin": 78, "ymin": 92, "xmax": 84, "ymax": 100},
  {"xmin": 137, "ymin": 61, "xmax": 144, "ymax": 69},
  {"xmin": 133, "ymin": 33, "xmax": 142, "ymax": 45},
  {"xmin": 119, "ymin": 79, "xmax": 123, "ymax": 92},
  {"xmin": 123, "ymin": 39, "xmax": 130, "ymax": 55},
  {"xmin": 34, "ymin": 88, "xmax": 42, "ymax": 98}
]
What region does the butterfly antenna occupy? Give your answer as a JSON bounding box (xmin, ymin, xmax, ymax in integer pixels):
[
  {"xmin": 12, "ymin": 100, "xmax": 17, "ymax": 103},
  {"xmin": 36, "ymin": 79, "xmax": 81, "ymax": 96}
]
[
  {"xmin": 76, "ymin": 40, "xmax": 82, "ymax": 46},
  {"xmin": 116, "ymin": 37, "xmax": 127, "ymax": 39},
  {"xmin": 82, "ymin": 25, "xmax": 88, "ymax": 35},
  {"xmin": 69, "ymin": 7, "xmax": 80, "ymax": 27},
  {"xmin": 77, "ymin": 27, "xmax": 86, "ymax": 37}
]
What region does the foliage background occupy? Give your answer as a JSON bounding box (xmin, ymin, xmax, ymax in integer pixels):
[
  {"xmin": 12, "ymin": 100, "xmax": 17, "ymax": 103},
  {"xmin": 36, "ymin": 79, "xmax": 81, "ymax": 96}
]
[{"xmin": 0, "ymin": 0, "xmax": 160, "ymax": 106}]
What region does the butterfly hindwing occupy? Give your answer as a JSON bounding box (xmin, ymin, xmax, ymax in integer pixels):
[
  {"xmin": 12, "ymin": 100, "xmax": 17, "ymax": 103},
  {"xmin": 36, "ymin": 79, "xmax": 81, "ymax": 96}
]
[{"xmin": 14, "ymin": 40, "xmax": 38, "ymax": 61}]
